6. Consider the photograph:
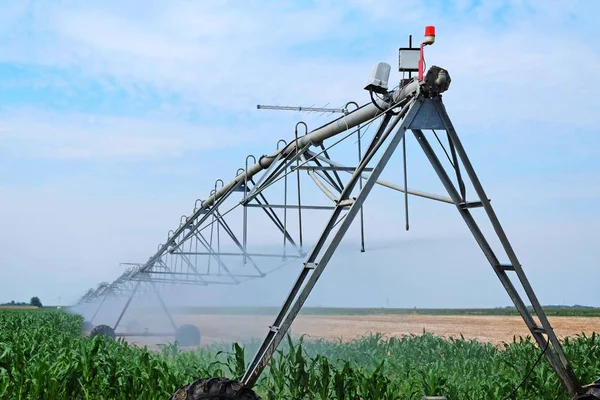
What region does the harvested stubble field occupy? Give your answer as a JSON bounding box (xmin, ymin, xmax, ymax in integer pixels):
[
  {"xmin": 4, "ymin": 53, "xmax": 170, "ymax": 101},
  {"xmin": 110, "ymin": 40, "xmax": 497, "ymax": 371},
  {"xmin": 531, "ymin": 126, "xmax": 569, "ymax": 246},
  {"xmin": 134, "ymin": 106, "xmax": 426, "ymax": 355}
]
[
  {"xmin": 0, "ymin": 305, "xmax": 38, "ymax": 310},
  {"xmin": 122, "ymin": 308, "xmax": 600, "ymax": 349},
  {"xmin": 2, "ymin": 308, "xmax": 600, "ymax": 399},
  {"xmin": 199, "ymin": 314, "xmax": 600, "ymax": 346}
]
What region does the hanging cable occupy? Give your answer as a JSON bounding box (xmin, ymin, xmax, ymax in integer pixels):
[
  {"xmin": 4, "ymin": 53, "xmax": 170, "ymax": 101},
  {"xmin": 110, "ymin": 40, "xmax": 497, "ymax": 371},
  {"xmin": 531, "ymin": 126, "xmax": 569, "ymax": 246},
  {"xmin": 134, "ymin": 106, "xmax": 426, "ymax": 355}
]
[
  {"xmin": 432, "ymin": 129, "xmax": 466, "ymax": 201},
  {"xmin": 446, "ymin": 131, "xmax": 466, "ymax": 200},
  {"xmin": 432, "ymin": 129, "xmax": 455, "ymax": 168},
  {"xmin": 369, "ymin": 90, "xmax": 388, "ymax": 113},
  {"xmin": 370, "ymin": 89, "xmax": 403, "ymax": 116},
  {"xmin": 502, "ymin": 338, "xmax": 550, "ymax": 400}
]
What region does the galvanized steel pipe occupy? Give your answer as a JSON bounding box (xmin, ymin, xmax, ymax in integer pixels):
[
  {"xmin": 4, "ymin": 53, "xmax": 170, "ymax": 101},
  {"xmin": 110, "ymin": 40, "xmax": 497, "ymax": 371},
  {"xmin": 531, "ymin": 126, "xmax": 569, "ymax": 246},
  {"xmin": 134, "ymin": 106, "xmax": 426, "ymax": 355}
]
[{"xmin": 140, "ymin": 77, "xmax": 421, "ymax": 271}]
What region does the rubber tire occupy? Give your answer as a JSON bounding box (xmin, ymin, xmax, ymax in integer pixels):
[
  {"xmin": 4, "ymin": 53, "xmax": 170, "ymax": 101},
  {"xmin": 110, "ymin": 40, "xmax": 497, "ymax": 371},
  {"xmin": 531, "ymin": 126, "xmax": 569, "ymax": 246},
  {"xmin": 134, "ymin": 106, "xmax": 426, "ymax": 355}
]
[
  {"xmin": 82, "ymin": 320, "xmax": 93, "ymax": 333},
  {"xmin": 90, "ymin": 324, "xmax": 116, "ymax": 340},
  {"xmin": 169, "ymin": 377, "xmax": 261, "ymax": 400},
  {"xmin": 175, "ymin": 324, "xmax": 201, "ymax": 346}
]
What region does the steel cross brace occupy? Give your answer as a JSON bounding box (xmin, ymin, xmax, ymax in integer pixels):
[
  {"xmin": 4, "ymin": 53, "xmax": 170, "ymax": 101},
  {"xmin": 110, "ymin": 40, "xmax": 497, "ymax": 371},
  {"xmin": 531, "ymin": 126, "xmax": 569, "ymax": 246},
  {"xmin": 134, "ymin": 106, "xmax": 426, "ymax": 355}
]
[
  {"xmin": 240, "ymin": 94, "xmax": 583, "ymax": 398},
  {"xmin": 166, "ymin": 181, "xmax": 242, "ymax": 256},
  {"xmin": 191, "ymin": 232, "xmax": 241, "ymax": 282}
]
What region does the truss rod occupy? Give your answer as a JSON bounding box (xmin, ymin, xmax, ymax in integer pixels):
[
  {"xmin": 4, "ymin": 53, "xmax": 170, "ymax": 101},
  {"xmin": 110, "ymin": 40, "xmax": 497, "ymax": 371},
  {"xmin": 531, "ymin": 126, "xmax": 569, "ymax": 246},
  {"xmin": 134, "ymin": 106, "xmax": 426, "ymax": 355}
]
[
  {"xmin": 165, "ymin": 184, "xmax": 240, "ymax": 256},
  {"xmin": 302, "ymin": 154, "xmax": 343, "ymax": 199},
  {"xmin": 213, "ymin": 210, "xmax": 265, "ymax": 276},
  {"xmin": 306, "ymin": 150, "xmax": 453, "ymax": 204},
  {"xmin": 147, "ymin": 271, "xmax": 265, "ymax": 278},
  {"xmin": 173, "ymin": 252, "xmax": 303, "ymax": 258},
  {"xmin": 192, "ymin": 233, "xmax": 240, "ymax": 282},
  {"xmin": 130, "ymin": 277, "xmax": 240, "ymax": 286},
  {"xmin": 140, "ymin": 181, "xmax": 241, "ymax": 274},
  {"xmin": 171, "ymin": 254, "xmax": 211, "ymax": 284},
  {"xmin": 245, "ymin": 143, "xmax": 310, "ymax": 201},
  {"xmin": 253, "ymin": 190, "xmax": 303, "ymax": 254},
  {"xmin": 245, "ymin": 204, "xmax": 336, "ymax": 210},
  {"xmin": 319, "ymin": 144, "xmax": 345, "ymax": 191},
  {"xmin": 295, "ymin": 166, "xmax": 373, "ymax": 172}
]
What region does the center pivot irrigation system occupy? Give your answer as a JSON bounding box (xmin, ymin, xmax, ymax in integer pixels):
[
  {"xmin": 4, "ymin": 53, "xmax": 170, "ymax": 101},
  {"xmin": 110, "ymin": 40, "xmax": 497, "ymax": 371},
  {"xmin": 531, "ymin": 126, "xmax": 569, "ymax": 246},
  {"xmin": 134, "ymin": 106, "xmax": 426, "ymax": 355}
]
[{"xmin": 77, "ymin": 27, "xmax": 600, "ymax": 399}]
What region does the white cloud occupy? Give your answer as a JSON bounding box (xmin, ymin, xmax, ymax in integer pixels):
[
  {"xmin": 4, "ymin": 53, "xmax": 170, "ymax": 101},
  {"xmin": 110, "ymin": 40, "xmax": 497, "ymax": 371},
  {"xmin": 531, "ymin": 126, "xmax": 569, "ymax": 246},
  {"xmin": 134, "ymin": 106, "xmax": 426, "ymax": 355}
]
[
  {"xmin": 2, "ymin": 1, "xmax": 364, "ymax": 110},
  {"xmin": 0, "ymin": 107, "xmax": 255, "ymax": 160},
  {"xmin": 2, "ymin": 1, "xmax": 598, "ymax": 125}
]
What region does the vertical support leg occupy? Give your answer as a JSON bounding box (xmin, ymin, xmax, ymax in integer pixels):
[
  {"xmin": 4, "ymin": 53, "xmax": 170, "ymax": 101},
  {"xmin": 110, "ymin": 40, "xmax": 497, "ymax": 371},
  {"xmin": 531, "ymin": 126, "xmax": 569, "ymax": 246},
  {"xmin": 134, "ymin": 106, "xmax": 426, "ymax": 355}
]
[
  {"xmin": 244, "ymin": 180, "xmax": 249, "ymax": 265},
  {"xmin": 90, "ymin": 292, "xmax": 108, "ymax": 323},
  {"xmin": 283, "ymin": 165, "xmax": 288, "ymax": 260},
  {"xmin": 433, "ymin": 97, "xmax": 582, "ymax": 395},
  {"xmin": 113, "ymin": 280, "xmax": 142, "ymax": 331},
  {"xmin": 357, "ymin": 123, "xmax": 366, "ymax": 252},
  {"xmin": 295, "ymin": 123, "xmax": 307, "ymax": 249},
  {"xmin": 296, "ymin": 155, "xmax": 303, "ymax": 249},
  {"xmin": 208, "ymin": 206, "xmax": 215, "ymax": 274},
  {"xmin": 216, "ymin": 212, "xmax": 221, "ymax": 275},
  {"xmin": 402, "ymin": 135, "xmax": 409, "ymax": 230}
]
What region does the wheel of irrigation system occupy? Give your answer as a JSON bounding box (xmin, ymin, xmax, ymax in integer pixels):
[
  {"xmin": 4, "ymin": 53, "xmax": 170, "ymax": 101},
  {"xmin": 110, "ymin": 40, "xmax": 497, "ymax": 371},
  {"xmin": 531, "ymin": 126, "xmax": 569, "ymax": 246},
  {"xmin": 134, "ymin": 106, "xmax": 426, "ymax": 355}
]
[
  {"xmin": 175, "ymin": 324, "xmax": 201, "ymax": 346},
  {"xmin": 575, "ymin": 380, "xmax": 600, "ymax": 400},
  {"xmin": 169, "ymin": 377, "xmax": 261, "ymax": 400},
  {"xmin": 82, "ymin": 320, "xmax": 93, "ymax": 333},
  {"xmin": 90, "ymin": 324, "xmax": 116, "ymax": 340}
]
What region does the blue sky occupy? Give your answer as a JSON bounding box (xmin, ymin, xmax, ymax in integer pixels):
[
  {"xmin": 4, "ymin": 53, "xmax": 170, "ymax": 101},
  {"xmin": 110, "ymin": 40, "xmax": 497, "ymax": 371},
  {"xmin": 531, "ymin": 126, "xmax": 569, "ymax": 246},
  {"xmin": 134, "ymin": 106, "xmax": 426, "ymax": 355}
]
[{"xmin": 0, "ymin": 1, "xmax": 599, "ymax": 308}]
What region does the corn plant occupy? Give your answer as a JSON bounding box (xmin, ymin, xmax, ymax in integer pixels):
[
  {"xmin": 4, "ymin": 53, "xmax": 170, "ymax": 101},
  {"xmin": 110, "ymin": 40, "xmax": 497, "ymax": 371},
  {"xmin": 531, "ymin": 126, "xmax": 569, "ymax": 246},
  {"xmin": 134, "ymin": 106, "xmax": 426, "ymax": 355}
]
[{"xmin": 0, "ymin": 309, "xmax": 599, "ymax": 399}]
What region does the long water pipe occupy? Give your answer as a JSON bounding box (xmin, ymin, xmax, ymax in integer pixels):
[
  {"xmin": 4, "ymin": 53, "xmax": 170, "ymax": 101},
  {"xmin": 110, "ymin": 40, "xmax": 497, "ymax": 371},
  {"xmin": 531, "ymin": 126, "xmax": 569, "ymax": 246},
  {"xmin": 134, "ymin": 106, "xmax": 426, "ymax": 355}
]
[{"xmin": 137, "ymin": 77, "xmax": 422, "ymax": 273}]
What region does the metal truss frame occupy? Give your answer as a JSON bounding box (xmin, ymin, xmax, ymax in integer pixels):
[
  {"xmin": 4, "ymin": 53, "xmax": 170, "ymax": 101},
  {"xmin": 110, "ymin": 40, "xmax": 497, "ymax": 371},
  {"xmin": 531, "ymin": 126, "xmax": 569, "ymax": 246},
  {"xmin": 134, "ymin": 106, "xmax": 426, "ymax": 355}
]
[
  {"xmin": 75, "ymin": 65, "xmax": 593, "ymax": 397},
  {"xmin": 239, "ymin": 94, "xmax": 583, "ymax": 397}
]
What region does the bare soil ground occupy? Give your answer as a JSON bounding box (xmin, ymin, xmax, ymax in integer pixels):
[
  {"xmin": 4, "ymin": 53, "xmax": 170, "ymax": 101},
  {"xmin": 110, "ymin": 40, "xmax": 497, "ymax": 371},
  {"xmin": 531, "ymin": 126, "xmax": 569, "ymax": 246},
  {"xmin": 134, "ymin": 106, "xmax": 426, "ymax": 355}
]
[{"xmin": 121, "ymin": 313, "xmax": 600, "ymax": 349}]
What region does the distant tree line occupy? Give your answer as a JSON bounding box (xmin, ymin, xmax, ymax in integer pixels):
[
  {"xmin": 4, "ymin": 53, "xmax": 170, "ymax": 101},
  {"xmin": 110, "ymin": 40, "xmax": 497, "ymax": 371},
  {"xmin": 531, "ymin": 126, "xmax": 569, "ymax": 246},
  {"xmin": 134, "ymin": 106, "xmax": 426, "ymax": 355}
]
[{"xmin": 0, "ymin": 297, "xmax": 43, "ymax": 307}]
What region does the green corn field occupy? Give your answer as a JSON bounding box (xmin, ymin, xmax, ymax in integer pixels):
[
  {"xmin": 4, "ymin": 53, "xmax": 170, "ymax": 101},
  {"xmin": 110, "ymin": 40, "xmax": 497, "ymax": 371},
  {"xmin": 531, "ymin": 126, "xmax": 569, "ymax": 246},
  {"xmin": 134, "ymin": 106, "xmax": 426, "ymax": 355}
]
[{"xmin": 0, "ymin": 309, "xmax": 599, "ymax": 399}]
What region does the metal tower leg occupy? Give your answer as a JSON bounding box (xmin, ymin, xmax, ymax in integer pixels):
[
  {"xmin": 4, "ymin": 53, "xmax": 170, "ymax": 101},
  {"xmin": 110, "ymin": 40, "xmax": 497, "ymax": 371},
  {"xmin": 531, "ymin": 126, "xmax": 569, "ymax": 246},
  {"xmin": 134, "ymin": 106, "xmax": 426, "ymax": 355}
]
[
  {"xmin": 150, "ymin": 281, "xmax": 178, "ymax": 332},
  {"xmin": 413, "ymin": 127, "xmax": 580, "ymax": 395},
  {"xmin": 241, "ymin": 98, "xmax": 421, "ymax": 387},
  {"xmin": 89, "ymin": 292, "xmax": 109, "ymax": 323},
  {"xmin": 113, "ymin": 280, "xmax": 142, "ymax": 331},
  {"xmin": 411, "ymin": 96, "xmax": 582, "ymax": 395}
]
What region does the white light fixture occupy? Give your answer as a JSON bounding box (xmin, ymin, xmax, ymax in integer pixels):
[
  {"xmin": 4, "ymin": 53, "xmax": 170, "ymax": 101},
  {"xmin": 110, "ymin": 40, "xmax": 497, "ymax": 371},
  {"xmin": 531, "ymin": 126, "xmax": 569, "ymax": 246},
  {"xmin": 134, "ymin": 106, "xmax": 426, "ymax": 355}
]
[{"xmin": 364, "ymin": 62, "xmax": 391, "ymax": 94}]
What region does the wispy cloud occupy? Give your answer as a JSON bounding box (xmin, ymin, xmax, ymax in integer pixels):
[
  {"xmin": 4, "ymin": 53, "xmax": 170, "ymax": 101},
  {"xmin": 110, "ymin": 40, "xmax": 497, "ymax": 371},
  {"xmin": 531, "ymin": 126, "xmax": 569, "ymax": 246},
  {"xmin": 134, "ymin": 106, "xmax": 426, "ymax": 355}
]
[
  {"xmin": 0, "ymin": 107, "xmax": 254, "ymax": 160},
  {"xmin": 2, "ymin": 1, "xmax": 597, "ymax": 128}
]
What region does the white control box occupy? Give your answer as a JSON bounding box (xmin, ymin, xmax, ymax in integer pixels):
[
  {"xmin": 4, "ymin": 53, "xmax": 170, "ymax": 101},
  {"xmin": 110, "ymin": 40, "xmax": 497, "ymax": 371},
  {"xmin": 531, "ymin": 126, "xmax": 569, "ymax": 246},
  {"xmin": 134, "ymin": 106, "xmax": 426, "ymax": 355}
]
[{"xmin": 398, "ymin": 48, "xmax": 420, "ymax": 72}]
